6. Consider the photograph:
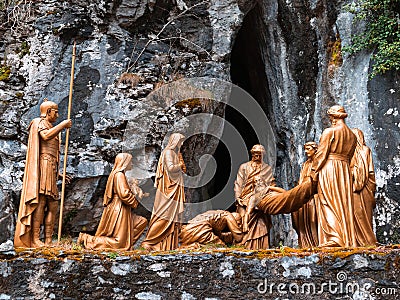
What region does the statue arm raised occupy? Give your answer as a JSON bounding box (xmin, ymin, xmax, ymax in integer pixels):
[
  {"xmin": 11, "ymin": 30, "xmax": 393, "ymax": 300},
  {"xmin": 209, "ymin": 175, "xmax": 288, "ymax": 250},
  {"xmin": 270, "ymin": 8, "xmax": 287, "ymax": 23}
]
[{"xmin": 39, "ymin": 120, "xmax": 72, "ymax": 141}]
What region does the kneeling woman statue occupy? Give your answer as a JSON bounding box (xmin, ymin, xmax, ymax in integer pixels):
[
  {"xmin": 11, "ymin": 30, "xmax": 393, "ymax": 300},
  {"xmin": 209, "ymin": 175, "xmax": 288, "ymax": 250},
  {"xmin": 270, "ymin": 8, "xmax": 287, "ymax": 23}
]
[{"xmin": 78, "ymin": 153, "xmax": 148, "ymax": 250}]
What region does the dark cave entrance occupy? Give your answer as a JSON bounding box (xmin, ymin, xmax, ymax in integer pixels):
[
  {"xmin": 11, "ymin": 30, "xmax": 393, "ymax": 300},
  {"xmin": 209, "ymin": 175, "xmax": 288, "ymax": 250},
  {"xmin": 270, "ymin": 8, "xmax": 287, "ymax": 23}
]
[
  {"xmin": 230, "ymin": 4, "xmax": 272, "ymax": 115},
  {"xmin": 208, "ymin": 3, "xmax": 273, "ymax": 211}
]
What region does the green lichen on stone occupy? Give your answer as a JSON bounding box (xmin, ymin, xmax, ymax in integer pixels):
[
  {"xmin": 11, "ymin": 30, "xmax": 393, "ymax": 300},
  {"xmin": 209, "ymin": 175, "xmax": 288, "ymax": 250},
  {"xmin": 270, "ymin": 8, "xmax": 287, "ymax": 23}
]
[
  {"xmin": 0, "ymin": 64, "xmax": 11, "ymax": 81},
  {"xmin": 107, "ymin": 252, "xmax": 119, "ymax": 259}
]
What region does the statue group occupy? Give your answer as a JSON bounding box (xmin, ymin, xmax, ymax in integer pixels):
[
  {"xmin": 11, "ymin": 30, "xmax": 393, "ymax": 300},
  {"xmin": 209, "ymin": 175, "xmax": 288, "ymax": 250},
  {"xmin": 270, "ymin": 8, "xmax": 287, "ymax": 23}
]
[{"xmin": 14, "ymin": 100, "xmax": 377, "ymax": 250}]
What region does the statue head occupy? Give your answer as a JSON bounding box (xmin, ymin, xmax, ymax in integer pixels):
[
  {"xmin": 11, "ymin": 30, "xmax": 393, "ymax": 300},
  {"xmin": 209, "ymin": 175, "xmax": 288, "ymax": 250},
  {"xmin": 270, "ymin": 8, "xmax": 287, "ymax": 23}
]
[
  {"xmin": 250, "ymin": 144, "xmax": 265, "ymax": 163},
  {"xmin": 165, "ymin": 133, "xmax": 186, "ymax": 150},
  {"xmin": 114, "ymin": 153, "xmax": 133, "ymax": 172},
  {"xmin": 40, "ymin": 98, "xmax": 58, "ymax": 119},
  {"xmin": 304, "ymin": 141, "xmax": 318, "ymax": 159},
  {"xmin": 327, "ymin": 105, "xmax": 348, "ymax": 119}
]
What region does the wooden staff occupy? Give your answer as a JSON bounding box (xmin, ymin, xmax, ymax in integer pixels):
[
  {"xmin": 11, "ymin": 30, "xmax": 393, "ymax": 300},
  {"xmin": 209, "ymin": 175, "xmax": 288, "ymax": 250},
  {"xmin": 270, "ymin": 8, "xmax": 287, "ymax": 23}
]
[{"xmin": 58, "ymin": 41, "xmax": 76, "ymax": 244}]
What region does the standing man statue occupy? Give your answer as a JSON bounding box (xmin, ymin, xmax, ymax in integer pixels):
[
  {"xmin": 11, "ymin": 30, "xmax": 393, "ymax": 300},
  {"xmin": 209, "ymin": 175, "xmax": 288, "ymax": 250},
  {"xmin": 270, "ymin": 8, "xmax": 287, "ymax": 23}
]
[
  {"xmin": 14, "ymin": 98, "xmax": 72, "ymax": 248},
  {"xmin": 234, "ymin": 144, "xmax": 275, "ymax": 249},
  {"xmin": 291, "ymin": 141, "xmax": 319, "ymax": 248}
]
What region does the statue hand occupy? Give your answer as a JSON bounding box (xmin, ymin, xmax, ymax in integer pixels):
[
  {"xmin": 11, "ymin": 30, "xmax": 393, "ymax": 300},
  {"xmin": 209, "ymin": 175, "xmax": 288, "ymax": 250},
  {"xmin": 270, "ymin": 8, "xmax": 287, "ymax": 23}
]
[
  {"xmin": 180, "ymin": 162, "xmax": 186, "ymax": 173},
  {"xmin": 143, "ymin": 192, "xmax": 150, "ymax": 198},
  {"xmin": 131, "ymin": 199, "xmax": 139, "ymax": 209},
  {"xmin": 310, "ymin": 171, "xmax": 318, "ymax": 183},
  {"xmin": 61, "ymin": 119, "xmax": 72, "ymax": 129},
  {"xmin": 236, "ymin": 197, "xmax": 244, "ymax": 206}
]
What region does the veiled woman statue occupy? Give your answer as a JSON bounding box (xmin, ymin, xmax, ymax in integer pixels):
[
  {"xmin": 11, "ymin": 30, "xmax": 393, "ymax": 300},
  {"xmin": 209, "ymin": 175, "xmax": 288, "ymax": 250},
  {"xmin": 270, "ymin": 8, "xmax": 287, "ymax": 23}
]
[
  {"xmin": 77, "ymin": 153, "xmax": 148, "ymax": 250},
  {"xmin": 312, "ymin": 105, "xmax": 357, "ymax": 247},
  {"xmin": 141, "ymin": 133, "xmax": 186, "ymax": 251},
  {"xmin": 351, "ymin": 128, "xmax": 378, "ymax": 246}
]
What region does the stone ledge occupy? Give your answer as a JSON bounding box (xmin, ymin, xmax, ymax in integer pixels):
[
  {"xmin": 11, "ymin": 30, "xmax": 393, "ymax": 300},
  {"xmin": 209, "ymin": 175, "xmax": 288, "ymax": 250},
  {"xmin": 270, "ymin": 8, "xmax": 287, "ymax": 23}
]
[{"xmin": 0, "ymin": 247, "xmax": 399, "ymax": 299}]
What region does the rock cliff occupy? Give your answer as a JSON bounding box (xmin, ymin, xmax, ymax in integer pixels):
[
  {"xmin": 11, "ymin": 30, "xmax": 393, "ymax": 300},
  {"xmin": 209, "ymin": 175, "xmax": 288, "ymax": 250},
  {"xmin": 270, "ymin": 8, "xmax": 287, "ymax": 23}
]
[{"xmin": 0, "ymin": 0, "xmax": 398, "ymax": 246}]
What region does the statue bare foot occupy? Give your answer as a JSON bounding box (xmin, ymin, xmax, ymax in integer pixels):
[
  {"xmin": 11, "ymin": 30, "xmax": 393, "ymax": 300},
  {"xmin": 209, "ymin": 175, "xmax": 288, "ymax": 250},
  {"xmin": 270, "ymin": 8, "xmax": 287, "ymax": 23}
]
[{"xmin": 31, "ymin": 239, "xmax": 45, "ymax": 248}]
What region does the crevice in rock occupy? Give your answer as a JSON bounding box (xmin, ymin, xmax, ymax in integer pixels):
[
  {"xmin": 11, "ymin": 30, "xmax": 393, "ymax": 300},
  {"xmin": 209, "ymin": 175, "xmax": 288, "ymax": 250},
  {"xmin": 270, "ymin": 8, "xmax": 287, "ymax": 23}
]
[{"xmin": 207, "ymin": 3, "xmax": 272, "ymax": 212}]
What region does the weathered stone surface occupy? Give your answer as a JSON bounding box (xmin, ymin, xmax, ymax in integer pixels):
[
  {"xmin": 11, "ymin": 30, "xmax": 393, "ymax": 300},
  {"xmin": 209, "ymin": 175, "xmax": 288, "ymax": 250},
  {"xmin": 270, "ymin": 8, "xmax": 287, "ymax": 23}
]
[{"xmin": 0, "ymin": 250, "xmax": 398, "ymax": 299}]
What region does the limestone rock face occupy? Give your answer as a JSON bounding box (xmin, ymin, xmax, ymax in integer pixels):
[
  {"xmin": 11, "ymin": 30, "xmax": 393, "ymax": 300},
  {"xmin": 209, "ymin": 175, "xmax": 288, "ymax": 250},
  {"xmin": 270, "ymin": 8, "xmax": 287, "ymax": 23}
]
[{"xmin": 0, "ymin": 0, "xmax": 398, "ymax": 246}]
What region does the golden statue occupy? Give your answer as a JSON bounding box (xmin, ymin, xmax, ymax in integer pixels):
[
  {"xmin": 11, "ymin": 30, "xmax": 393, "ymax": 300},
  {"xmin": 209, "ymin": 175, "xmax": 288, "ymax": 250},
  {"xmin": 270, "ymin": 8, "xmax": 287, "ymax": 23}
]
[
  {"xmin": 351, "ymin": 128, "xmax": 378, "ymax": 246},
  {"xmin": 291, "ymin": 141, "xmax": 319, "ymax": 248},
  {"xmin": 256, "ymin": 177, "xmax": 318, "ymax": 217},
  {"xmin": 234, "ymin": 144, "xmax": 275, "ymax": 249},
  {"xmin": 312, "ymin": 105, "xmax": 357, "ymax": 247},
  {"xmin": 141, "ymin": 133, "xmax": 186, "ymax": 251},
  {"xmin": 179, "ymin": 210, "xmax": 243, "ymax": 248},
  {"xmin": 14, "ymin": 99, "xmax": 72, "ymax": 248},
  {"xmin": 77, "ymin": 153, "xmax": 148, "ymax": 250}
]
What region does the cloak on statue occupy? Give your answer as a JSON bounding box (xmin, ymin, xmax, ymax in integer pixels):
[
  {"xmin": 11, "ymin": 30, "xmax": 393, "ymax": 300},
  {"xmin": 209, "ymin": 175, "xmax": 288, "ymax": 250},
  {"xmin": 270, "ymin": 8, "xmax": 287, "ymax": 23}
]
[{"xmin": 14, "ymin": 118, "xmax": 42, "ymax": 248}]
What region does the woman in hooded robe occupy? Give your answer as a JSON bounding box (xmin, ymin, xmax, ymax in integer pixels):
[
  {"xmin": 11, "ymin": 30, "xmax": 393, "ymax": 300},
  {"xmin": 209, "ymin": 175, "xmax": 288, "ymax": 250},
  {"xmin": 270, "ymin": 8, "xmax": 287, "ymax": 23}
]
[
  {"xmin": 141, "ymin": 133, "xmax": 186, "ymax": 251},
  {"xmin": 78, "ymin": 153, "xmax": 147, "ymax": 250},
  {"xmin": 351, "ymin": 128, "xmax": 378, "ymax": 246}
]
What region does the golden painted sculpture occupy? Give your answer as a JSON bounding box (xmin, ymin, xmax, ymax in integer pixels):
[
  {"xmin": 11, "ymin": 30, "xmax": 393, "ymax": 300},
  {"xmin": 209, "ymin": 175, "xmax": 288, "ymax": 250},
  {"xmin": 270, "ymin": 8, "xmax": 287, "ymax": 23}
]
[
  {"xmin": 141, "ymin": 133, "xmax": 186, "ymax": 251},
  {"xmin": 241, "ymin": 172, "xmax": 318, "ymax": 241},
  {"xmin": 179, "ymin": 210, "xmax": 243, "ymax": 248},
  {"xmin": 311, "ymin": 105, "xmax": 357, "ymax": 247},
  {"xmin": 291, "ymin": 141, "xmax": 319, "ymax": 248},
  {"xmin": 14, "ymin": 99, "xmax": 72, "ymax": 248},
  {"xmin": 234, "ymin": 144, "xmax": 275, "ymax": 249},
  {"xmin": 351, "ymin": 128, "xmax": 378, "ymax": 246},
  {"xmin": 256, "ymin": 176, "xmax": 317, "ymax": 216},
  {"xmin": 77, "ymin": 153, "xmax": 148, "ymax": 250}
]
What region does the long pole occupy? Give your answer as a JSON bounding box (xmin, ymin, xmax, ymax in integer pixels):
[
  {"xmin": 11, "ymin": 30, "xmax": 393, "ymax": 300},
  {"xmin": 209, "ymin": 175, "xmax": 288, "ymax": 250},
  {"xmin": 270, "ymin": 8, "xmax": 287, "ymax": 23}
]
[{"xmin": 58, "ymin": 41, "xmax": 76, "ymax": 244}]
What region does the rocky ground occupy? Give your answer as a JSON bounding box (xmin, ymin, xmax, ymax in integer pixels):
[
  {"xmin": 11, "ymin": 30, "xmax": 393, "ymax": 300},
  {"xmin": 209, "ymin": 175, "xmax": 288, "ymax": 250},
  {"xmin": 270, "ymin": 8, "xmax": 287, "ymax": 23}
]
[{"xmin": 0, "ymin": 242, "xmax": 399, "ymax": 299}]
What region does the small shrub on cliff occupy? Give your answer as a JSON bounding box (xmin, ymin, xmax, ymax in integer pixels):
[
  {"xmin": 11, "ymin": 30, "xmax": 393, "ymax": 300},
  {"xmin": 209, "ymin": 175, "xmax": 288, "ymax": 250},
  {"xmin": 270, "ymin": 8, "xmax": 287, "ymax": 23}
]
[
  {"xmin": 118, "ymin": 72, "xmax": 142, "ymax": 87},
  {"xmin": 343, "ymin": 0, "xmax": 400, "ymax": 78},
  {"xmin": 16, "ymin": 40, "xmax": 30, "ymax": 58}
]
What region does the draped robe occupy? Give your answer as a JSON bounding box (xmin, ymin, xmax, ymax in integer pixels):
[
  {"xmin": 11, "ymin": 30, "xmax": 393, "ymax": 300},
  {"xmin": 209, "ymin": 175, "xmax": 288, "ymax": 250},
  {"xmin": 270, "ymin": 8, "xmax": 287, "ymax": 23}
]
[
  {"xmin": 351, "ymin": 130, "xmax": 377, "ymax": 246},
  {"xmin": 234, "ymin": 161, "xmax": 274, "ymax": 249},
  {"xmin": 179, "ymin": 210, "xmax": 242, "ymax": 247},
  {"xmin": 79, "ymin": 171, "xmax": 147, "ymax": 250},
  {"xmin": 291, "ymin": 159, "xmax": 319, "ymax": 248},
  {"xmin": 141, "ymin": 147, "xmax": 185, "ymax": 251},
  {"xmin": 312, "ymin": 124, "xmax": 357, "ymax": 247},
  {"xmin": 258, "ymin": 177, "xmax": 317, "ymax": 216}
]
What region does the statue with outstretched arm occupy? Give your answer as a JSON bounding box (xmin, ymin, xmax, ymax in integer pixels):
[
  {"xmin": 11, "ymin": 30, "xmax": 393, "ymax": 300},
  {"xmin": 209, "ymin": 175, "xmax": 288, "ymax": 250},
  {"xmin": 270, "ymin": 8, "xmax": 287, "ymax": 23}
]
[{"xmin": 255, "ymin": 176, "xmax": 318, "ymax": 216}]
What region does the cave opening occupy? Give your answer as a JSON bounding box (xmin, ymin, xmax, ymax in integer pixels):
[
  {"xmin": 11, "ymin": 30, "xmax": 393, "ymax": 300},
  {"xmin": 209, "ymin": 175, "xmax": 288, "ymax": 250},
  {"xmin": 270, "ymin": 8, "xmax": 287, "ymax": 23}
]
[{"xmin": 208, "ymin": 3, "xmax": 273, "ymax": 211}]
